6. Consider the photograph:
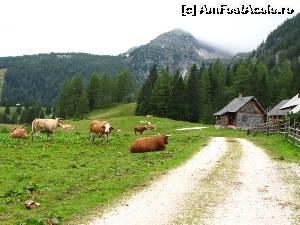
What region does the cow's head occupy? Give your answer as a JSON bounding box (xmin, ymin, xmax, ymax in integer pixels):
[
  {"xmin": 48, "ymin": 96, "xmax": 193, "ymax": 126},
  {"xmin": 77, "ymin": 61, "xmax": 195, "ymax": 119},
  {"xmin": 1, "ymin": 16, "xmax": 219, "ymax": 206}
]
[
  {"xmin": 55, "ymin": 118, "xmax": 62, "ymax": 127},
  {"xmin": 102, "ymin": 123, "xmax": 114, "ymax": 134},
  {"xmin": 10, "ymin": 127, "xmax": 17, "ymax": 134},
  {"xmin": 163, "ymin": 134, "xmax": 172, "ymax": 144}
]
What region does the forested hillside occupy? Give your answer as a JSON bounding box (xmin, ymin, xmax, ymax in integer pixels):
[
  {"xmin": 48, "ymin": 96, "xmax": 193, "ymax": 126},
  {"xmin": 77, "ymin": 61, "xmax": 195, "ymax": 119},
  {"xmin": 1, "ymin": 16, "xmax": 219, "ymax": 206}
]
[
  {"xmin": 0, "ymin": 53, "xmax": 130, "ymax": 106},
  {"xmin": 254, "ymin": 13, "xmax": 300, "ymax": 67},
  {"xmin": 0, "ymin": 29, "xmax": 229, "ymax": 107}
]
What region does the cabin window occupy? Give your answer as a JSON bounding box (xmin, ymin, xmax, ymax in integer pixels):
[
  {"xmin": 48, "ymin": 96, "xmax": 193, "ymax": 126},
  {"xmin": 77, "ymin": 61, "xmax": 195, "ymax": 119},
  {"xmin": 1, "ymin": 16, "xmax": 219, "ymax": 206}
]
[{"xmin": 242, "ymin": 116, "xmax": 247, "ymax": 122}]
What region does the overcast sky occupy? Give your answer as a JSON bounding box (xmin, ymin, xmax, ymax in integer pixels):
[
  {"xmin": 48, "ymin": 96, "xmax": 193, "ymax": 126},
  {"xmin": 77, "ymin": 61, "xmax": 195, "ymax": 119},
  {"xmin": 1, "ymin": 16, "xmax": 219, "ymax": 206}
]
[{"xmin": 1, "ymin": 0, "xmax": 299, "ymax": 57}]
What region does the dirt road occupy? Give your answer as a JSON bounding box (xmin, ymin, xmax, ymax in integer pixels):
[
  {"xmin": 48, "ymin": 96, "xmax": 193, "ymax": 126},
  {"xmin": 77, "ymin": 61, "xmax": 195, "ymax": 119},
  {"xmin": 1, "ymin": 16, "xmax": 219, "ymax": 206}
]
[{"xmin": 85, "ymin": 137, "xmax": 299, "ymax": 225}]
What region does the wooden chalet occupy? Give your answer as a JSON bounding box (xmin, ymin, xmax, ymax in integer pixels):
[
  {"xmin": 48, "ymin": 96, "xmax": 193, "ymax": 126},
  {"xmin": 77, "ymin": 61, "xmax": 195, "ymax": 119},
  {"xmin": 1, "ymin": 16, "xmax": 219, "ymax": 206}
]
[
  {"xmin": 280, "ymin": 93, "xmax": 300, "ymax": 114},
  {"xmin": 267, "ymin": 100, "xmax": 290, "ymax": 124},
  {"xmin": 214, "ymin": 94, "xmax": 265, "ymax": 129}
]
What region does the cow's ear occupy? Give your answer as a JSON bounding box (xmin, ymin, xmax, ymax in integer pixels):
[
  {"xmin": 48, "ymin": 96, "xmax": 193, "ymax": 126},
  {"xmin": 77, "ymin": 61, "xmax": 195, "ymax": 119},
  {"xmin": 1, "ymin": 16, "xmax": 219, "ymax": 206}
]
[
  {"xmin": 102, "ymin": 125, "xmax": 105, "ymax": 129},
  {"xmin": 111, "ymin": 127, "xmax": 115, "ymax": 130}
]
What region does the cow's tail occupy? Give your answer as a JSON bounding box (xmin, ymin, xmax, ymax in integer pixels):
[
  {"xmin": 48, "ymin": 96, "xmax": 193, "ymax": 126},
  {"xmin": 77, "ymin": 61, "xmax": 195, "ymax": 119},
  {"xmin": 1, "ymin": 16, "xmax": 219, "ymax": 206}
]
[{"xmin": 31, "ymin": 118, "xmax": 37, "ymax": 140}]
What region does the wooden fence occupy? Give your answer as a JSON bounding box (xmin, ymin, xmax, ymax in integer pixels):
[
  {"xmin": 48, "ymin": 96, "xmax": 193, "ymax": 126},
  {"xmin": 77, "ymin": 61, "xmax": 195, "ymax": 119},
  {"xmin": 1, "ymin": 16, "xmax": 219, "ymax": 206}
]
[{"xmin": 255, "ymin": 121, "xmax": 300, "ymax": 147}]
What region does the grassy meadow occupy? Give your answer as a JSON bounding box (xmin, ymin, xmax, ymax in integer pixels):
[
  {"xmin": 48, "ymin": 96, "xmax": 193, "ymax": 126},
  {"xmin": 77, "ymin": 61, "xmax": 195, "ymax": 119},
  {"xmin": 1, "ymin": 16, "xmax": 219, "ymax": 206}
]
[
  {"xmin": 0, "ymin": 103, "xmax": 299, "ymax": 224},
  {"xmin": 0, "ymin": 103, "xmax": 211, "ymax": 224}
]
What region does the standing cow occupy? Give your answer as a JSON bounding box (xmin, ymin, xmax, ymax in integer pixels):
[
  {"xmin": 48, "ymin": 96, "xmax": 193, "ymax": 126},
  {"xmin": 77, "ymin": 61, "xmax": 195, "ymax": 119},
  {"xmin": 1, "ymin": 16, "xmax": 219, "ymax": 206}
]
[
  {"xmin": 31, "ymin": 118, "xmax": 62, "ymax": 140},
  {"xmin": 90, "ymin": 120, "xmax": 114, "ymax": 143},
  {"xmin": 133, "ymin": 125, "xmax": 147, "ymax": 135}
]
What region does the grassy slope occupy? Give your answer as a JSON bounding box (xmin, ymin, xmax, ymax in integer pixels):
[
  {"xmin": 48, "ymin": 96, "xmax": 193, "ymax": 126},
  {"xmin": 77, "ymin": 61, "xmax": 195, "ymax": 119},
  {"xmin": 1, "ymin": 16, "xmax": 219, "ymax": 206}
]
[
  {"xmin": 0, "ymin": 104, "xmax": 210, "ymax": 224},
  {"xmin": 88, "ymin": 103, "xmax": 136, "ymax": 119},
  {"xmin": 0, "ymin": 103, "xmax": 299, "ymax": 224}
]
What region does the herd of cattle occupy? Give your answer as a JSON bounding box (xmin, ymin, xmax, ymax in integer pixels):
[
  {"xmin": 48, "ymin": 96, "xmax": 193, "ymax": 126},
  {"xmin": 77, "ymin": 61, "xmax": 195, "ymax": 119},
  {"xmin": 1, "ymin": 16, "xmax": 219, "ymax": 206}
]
[{"xmin": 8, "ymin": 118, "xmax": 169, "ymax": 153}]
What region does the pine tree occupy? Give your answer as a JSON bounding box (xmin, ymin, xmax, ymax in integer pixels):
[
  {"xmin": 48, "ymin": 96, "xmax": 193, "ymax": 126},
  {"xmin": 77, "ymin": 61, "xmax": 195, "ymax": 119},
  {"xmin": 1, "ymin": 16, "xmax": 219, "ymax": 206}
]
[
  {"xmin": 210, "ymin": 60, "xmax": 227, "ymax": 112},
  {"xmin": 56, "ymin": 80, "xmax": 71, "ymax": 118},
  {"xmin": 136, "ymin": 65, "xmax": 158, "ymax": 115},
  {"xmin": 112, "ymin": 70, "xmax": 135, "ymax": 103},
  {"xmin": 150, "ymin": 68, "xmax": 172, "ymax": 117},
  {"xmin": 233, "ymin": 60, "xmax": 251, "ymax": 96},
  {"xmin": 168, "ymin": 70, "xmax": 187, "ymax": 120},
  {"xmin": 199, "ymin": 68, "xmax": 213, "ymax": 123},
  {"xmin": 99, "ymin": 73, "xmax": 112, "ymax": 107},
  {"xmin": 186, "ymin": 64, "xmax": 201, "ymax": 122},
  {"xmin": 69, "ymin": 74, "xmax": 85, "ymax": 114},
  {"xmin": 75, "ymin": 91, "xmax": 89, "ymax": 119},
  {"xmin": 87, "ymin": 72, "xmax": 101, "ymax": 110}
]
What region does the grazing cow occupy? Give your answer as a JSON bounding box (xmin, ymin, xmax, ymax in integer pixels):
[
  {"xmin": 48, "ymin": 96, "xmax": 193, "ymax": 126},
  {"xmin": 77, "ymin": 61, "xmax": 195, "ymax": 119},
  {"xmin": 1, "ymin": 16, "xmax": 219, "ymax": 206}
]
[
  {"xmin": 145, "ymin": 124, "xmax": 157, "ymax": 130},
  {"xmin": 10, "ymin": 127, "xmax": 28, "ymax": 139},
  {"xmin": 90, "ymin": 120, "xmax": 114, "ymax": 143},
  {"xmin": 133, "ymin": 125, "xmax": 147, "ymax": 135},
  {"xmin": 60, "ymin": 124, "xmax": 75, "ymax": 130},
  {"xmin": 31, "ymin": 118, "xmax": 62, "ymax": 140},
  {"xmin": 130, "ymin": 134, "xmax": 169, "ymax": 153}
]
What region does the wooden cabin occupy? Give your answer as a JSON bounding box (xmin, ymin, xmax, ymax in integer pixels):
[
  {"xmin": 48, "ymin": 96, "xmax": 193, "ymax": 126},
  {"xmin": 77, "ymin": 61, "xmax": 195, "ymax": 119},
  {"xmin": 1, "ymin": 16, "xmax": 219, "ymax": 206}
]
[
  {"xmin": 280, "ymin": 93, "xmax": 300, "ymax": 114},
  {"xmin": 267, "ymin": 100, "xmax": 290, "ymax": 124},
  {"xmin": 214, "ymin": 95, "xmax": 265, "ymax": 129}
]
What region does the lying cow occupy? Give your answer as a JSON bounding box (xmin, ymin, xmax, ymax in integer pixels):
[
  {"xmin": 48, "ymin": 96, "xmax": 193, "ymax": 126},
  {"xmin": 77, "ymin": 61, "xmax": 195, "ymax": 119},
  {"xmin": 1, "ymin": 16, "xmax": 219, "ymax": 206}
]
[
  {"xmin": 10, "ymin": 127, "xmax": 28, "ymax": 139},
  {"xmin": 60, "ymin": 124, "xmax": 75, "ymax": 130},
  {"xmin": 32, "ymin": 118, "xmax": 62, "ymax": 140},
  {"xmin": 134, "ymin": 125, "xmax": 147, "ymax": 135},
  {"xmin": 145, "ymin": 124, "xmax": 157, "ymax": 130},
  {"xmin": 90, "ymin": 120, "xmax": 114, "ymax": 143},
  {"xmin": 130, "ymin": 134, "xmax": 169, "ymax": 153}
]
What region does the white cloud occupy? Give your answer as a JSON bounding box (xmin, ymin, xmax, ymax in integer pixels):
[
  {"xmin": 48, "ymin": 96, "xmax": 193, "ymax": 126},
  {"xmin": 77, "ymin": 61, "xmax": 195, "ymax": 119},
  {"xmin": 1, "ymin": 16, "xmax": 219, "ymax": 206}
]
[{"xmin": 0, "ymin": 0, "xmax": 299, "ymax": 56}]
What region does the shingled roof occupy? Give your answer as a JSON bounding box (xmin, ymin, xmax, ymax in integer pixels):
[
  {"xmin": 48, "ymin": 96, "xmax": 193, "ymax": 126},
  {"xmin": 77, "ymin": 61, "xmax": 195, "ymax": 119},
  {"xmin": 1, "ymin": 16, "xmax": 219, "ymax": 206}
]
[
  {"xmin": 267, "ymin": 100, "xmax": 289, "ymax": 116},
  {"xmin": 280, "ymin": 93, "xmax": 300, "ymax": 110},
  {"xmin": 213, "ymin": 96, "xmax": 265, "ymax": 116}
]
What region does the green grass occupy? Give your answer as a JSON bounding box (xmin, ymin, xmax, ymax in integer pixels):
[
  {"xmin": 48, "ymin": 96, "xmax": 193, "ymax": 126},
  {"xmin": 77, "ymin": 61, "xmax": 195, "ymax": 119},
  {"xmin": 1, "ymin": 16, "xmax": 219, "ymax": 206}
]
[
  {"xmin": 88, "ymin": 103, "xmax": 136, "ymax": 119},
  {"xmin": 0, "ymin": 107, "xmax": 210, "ymax": 224},
  {"xmin": 248, "ymin": 134, "xmax": 300, "ymax": 164},
  {"xmin": 0, "ymin": 103, "xmax": 299, "ymax": 224},
  {"xmin": 198, "ymin": 127, "xmax": 300, "ymax": 164}
]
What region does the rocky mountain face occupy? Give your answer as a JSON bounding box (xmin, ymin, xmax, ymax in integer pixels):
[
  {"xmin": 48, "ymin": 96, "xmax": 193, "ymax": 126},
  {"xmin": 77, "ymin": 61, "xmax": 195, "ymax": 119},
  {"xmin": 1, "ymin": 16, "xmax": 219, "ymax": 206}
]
[{"xmin": 126, "ymin": 29, "xmax": 231, "ymax": 76}]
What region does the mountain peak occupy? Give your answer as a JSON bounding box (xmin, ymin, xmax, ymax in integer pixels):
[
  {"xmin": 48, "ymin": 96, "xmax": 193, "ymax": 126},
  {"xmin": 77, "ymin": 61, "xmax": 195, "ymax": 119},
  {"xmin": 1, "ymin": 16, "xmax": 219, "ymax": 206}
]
[{"xmin": 126, "ymin": 29, "xmax": 231, "ymax": 77}]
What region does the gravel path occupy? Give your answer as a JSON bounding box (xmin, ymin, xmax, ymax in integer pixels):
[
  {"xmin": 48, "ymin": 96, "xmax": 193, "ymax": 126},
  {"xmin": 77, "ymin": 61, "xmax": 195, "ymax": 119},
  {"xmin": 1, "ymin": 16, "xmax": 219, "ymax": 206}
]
[
  {"xmin": 176, "ymin": 127, "xmax": 207, "ymax": 131},
  {"xmin": 85, "ymin": 138, "xmax": 298, "ymax": 225},
  {"xmin": 206, "ymin": 138, "xmax": 295, "ymax": 225},
  {"xmin": 86, "ymin": 137, "xmax": 227, "ymax": 225}
]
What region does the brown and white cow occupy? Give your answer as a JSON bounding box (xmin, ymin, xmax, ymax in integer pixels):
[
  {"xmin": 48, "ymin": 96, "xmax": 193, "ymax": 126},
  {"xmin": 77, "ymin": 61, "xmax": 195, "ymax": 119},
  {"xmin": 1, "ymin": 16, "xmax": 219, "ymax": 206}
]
[
  {"xmin": 133, "ymin": 125, "xmax": 147, "ymax": 135},
  {"xmin": 90, "ymin": 120, "xmax": 114, "ymax": 143},
  {"xmin": 31, "ymin": 118, "xmax": 62, "ymax": 140}
]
